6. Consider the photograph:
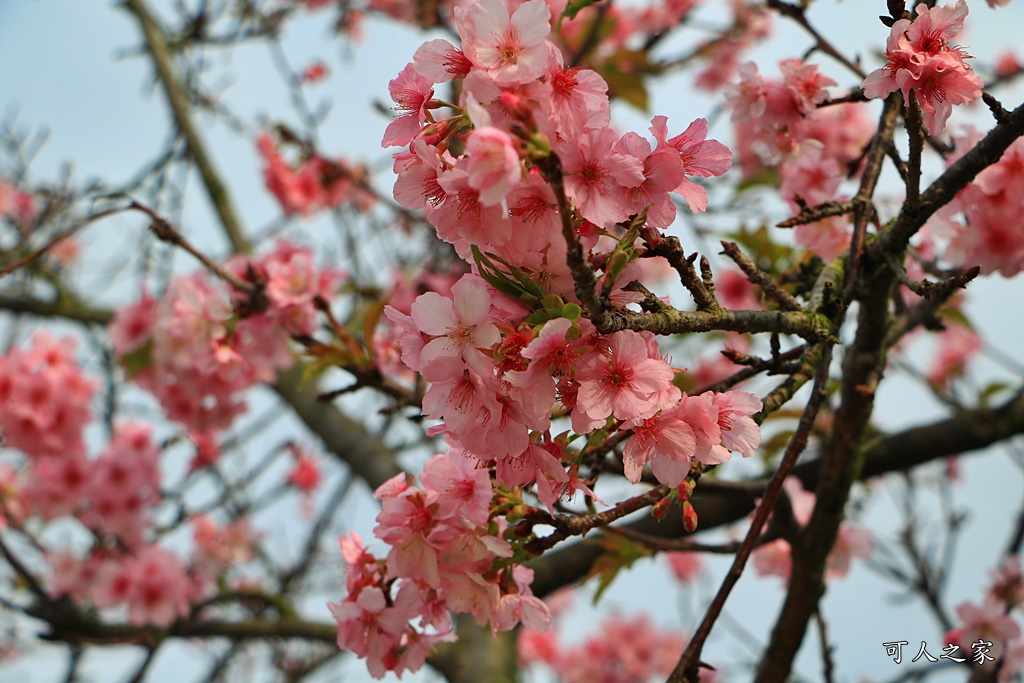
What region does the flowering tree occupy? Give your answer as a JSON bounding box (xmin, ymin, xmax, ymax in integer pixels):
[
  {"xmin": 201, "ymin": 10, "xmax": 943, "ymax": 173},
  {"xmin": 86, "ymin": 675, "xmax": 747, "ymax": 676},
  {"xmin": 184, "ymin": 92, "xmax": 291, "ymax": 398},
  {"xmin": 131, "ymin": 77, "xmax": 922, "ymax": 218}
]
[{"xmin": 1, "ymin": 1, "xmax": 1024, "ymax": 682}]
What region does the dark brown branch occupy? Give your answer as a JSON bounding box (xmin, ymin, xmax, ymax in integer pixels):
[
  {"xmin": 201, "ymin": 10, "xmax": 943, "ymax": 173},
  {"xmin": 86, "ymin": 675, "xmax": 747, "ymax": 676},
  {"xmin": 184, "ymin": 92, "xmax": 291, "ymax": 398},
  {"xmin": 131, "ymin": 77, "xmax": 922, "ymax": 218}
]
[
  {"xmin": 843, "ymin": 94, "xmax": 902, "ymax": 302},
  {"xmin": 983, "ymin": 92, "xmax": 1012, "ymax": 124},
  {"xmin": 817, "ymin": 91, "xmax": 870, "ymax": 107},
  {"xmin": 523, "ymin": 485, "xmax": 671, "ymax": 555},
  {"xmin": 669, "ymin": 339, "xmax": 835, "ymax": 682},
  {"xmin": 0, "ymin": 206, "xmax": 123, "ymax": 278},
  {"xmin": 37, "ymin": 615, "xmax": 337, "ymax": 645},
  {"xmin": 644, "ymin": 235, "xmax": 719, "ymax": 311},
  {"xmin": 888, "ymin": 259, "xmax": 980, "ymax": 301},
  {"xmin": 905, "ymin": 90, "xmax": 925, "ymax": 211},
  {"xmin": 776, "ymin": 200, "xmax": 856, "ymax": 229},
  {"xmin": 592, "ymin": 306, "xmax": 832, "ymax": 342},
  {"xmin": 530, "ymin": 389, "xmax": 1024, "ymax": 599},
  {"xmin": 871, "ymin": 99, "xmax": 1024, "ymax": 259},
  {"xmin": 814, "ymin": 607, "xmax": 837, "ymax": 683},
  {"xmin": 700, "ymin": 344, "xmax": 805, "ymax": 395},
  {"xmin": 128, "ymin": 201, "xmax": 258, "ymax": 294}
]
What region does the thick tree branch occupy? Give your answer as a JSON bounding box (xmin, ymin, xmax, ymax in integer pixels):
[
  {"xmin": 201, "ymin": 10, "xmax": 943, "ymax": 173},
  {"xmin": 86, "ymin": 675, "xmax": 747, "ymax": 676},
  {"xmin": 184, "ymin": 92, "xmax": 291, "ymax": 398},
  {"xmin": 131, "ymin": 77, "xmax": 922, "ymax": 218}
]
[
  {"xmin": 871, "ymin": 99, "xmax": 1024, "ymax": 259},
  {"xmin": 530, "ymin": 388, "xmax": 1024, "ymax": 599},
  {"xmin": 122, "ymin": 0, "xmax": 251, "ymax": 254},
  {"xmin": 594, "ymin": 306, "xmax": 832, "ymax": 342}
]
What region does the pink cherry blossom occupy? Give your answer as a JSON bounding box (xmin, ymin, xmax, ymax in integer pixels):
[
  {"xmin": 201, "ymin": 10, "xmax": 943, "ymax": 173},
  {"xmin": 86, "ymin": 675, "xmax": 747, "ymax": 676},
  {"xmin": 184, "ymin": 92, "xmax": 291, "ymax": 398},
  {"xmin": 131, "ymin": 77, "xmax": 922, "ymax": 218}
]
[
  {"xmin": 463, "ymin": 125, "xmax": 521, "ymax": 207},
  {"xmin": 666, "ymin": 551, "xmax": 703, "ymax": 582},
  {"xmin": 573, "ymin": 330, "xmax": 677, "ymax": 434},
  {"xmin": 528, "ymin": 48, "xmax": 610, "ymax": 139},
  {"xmin": 381, "ymin": 63, "xmax": 435, "ymax": 148},
  {"xmin": 708, "ymin": 390, "xmax": 762, "ymax": 457},
  {"xmin": 411, "ymin": 274, "xmax": 501, "ymax": 368},
  {"xmin": 862, "ymin": 1, "xmax": 982, "ymax": 135},
  {"xmin": 613, "ymin": 131, "xmax": 685, "ymax": 229},
  {"xmin": 623, "ymin": 404, "xmax": 697, "ymax": 486},
  {"xmin": 926, "ymin": 323, "xmax": 981, "ymax": 386},
  {"xmin": 413, "ymin": 39, "xmax": 473, "ymax": 83},
  {"xmin": 192, "ymin": 515, "xmax": 259, "ymax": 576},
  {"xmin": 0, "ymin": 332, "xmax": 96, "ymax": 460},
  {"xmin": 558, "ymin": 128, "xmax": 645, "ymax": 227},
  {"xmin": 945, "ymin": 597, "xmax": 1022, "ymax": 655},
  {"xmin": 419, "ymin": 451, "xmax": 493, "ymax": 528},
  {"xmin": 456, "ymin": 0, "xmax": 551, "ymax": 87},
  {"xmin": 826, "ymin": 525, "xmax": 873, "ymax": 579},
  {"xmin": 124, "ymin": 546, "xmax": 193, "ymax": 627},
  {"xmin": 990, "ymin": 557, "xmax": 1024, "ymax": 608},
  {"xmin": 650, "ymin": 116, "xmax": 732, "ymax": 214}
]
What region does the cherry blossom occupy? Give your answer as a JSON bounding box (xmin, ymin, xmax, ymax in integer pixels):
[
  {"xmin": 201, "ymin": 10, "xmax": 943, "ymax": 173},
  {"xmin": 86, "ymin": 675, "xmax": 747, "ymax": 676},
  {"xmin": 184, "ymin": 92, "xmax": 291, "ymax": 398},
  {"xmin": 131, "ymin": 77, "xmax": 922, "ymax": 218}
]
[
  {"xmin": 862, "ymin": 0, "xmax": 983, "ymax": 135},
  {"xmin": 381, "ymin": 63, "xmax": 436, "ymax": 148},
  {"xmin": 455, "ymin": 0, "xmax": 551, "ymax": 87}
]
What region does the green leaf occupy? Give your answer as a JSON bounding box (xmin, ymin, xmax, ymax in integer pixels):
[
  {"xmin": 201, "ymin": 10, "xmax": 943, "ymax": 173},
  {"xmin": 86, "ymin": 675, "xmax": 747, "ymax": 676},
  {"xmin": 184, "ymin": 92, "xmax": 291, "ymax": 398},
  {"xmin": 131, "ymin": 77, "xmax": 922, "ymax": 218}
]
[
  {"xmin": 562, "ymin": 0, "xmax": 599, "ymax": 21},
  {"xmin": 760, "ymin": 429, "xmax": 796, "ymax": 463},
  {"xmin": 979, "ymin": 381, "xmax": 1010, "ymax": 406},
  {"xmin": 726, "ymin": 224, "xmax": 794, "ymax": 268},
  {"xmin": 588, "ymin": 534, "xmax": 653, "ymax": 603},
  {"xmin": 596, "ymin": 50, "xmax": 656, "ymax": 112},
  {"xmin": 362, "ymin": 300, "xmax": 386, "ymax": 351},
  {"xmin": 472, "ymin": 246, "xmax": 546, "ymax": 304},
  {"xmin": 119, "ymin": 340, "xmax": 153, "ymax": 379},
  {"xmin": 561, "ymin": 303, "xmax": 582, "ymax": 322},
  {"xmin": 938, "ymin": 307, "xmax": 973, "ymax": 331},
  {"xmin": 525, "ymin": 309, "xmax": 552, "ymax": 326}
]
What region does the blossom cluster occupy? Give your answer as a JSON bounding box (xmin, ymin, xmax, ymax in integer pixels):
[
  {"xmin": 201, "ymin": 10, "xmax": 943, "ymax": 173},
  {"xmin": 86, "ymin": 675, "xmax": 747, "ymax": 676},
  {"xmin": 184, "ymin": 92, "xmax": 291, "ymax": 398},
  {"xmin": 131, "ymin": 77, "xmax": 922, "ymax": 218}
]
[
  {"xmin": 0, "ymin": 177, "xmax": 35, "ymax": 225},
  {"xmin": 44, "ymin": 513, "xmax": 261, "ymax": 629},
  {"xmin": 0, "ymin": 333, "xmax": 95, "ymax": 461},
  {"xmin": 325, "ymin": 0, "xmax": 774, "ymax": 674},
  {"xmin": 520, "ymin": 613, "xmax": 688, "ymax": 683},
  {"xmin": 863, "ymin": 0, "xmax": 983, "ymax": 135},
  {"xmin": 726, "ymin": 59, "xmax": 874, "ymax": 260},
  {"xmin": 257, "ymin": 134, "xmax": 375, "ymax": 217},
  {"xmin": 294, "ymin": 0, "xmax": 771, "ymax": 94},
  {"xmin": 109, "ymin": 240, "xmax": 343, "ymax": 462},
  {"xmin": 0, "ymin": 334, "xmax": 262, "ymax": 628},
  {"xmin": 944, "ymin": 557, "xmax": 1024, "ymax": 680},
  {"xmin": 330, "ymin": 451, "xmax": 550, "ymax": 679},
  {"xmin": 942, "ymin": 137, "xmax": 1024, "ymax": 276},
  {"xmin": 376, "ymin": 0, "xmax": 755, "ymax": 490},
  {"xmin": 49, "ymin": 545, "xmax": 194, "ymax": 628}
]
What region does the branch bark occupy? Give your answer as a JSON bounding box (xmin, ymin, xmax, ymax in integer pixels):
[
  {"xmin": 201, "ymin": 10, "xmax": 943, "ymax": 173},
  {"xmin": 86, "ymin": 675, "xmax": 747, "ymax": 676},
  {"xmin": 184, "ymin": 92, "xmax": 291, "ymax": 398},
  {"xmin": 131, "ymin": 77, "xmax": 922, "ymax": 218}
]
[{"xmin": 122, "ymin": 0, "xmax": 251, "ymax": 255}]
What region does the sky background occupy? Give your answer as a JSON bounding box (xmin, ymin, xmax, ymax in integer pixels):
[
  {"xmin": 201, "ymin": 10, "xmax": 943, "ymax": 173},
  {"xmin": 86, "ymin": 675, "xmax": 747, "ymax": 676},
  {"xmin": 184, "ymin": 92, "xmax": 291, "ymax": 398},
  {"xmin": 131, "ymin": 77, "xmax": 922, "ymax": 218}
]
[{"xmin": 2, "ymin": 1, "xmax": 1024, "ymax": 682}]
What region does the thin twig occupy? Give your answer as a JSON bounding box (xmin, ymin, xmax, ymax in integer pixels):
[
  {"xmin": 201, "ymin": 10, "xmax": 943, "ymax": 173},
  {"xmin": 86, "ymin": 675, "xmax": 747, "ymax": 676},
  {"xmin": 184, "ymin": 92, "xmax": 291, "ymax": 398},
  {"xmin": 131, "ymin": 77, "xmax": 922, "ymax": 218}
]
[
  {"xmin": 668, "ymin": 341, "xmax": 836, "ymax": 682},
  {"xmin": 126, "ymin": 201, "xmax": 259, "ymax": 296},
  {"xmin": 0, "ymin": 206, "xmax": 123, "ymax": 278},
  {"xmin": 720, "ymin": 241, "xmax": 803, "ymax": 311}
]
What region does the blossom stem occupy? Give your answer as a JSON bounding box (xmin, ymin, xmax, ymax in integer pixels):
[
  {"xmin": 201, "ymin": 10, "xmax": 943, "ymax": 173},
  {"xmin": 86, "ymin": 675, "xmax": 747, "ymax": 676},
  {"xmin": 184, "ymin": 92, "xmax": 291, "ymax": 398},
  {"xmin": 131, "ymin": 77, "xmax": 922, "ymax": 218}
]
[{"xmin": 523, "ymin": 485, "xmax": 672, "ymax": 555}]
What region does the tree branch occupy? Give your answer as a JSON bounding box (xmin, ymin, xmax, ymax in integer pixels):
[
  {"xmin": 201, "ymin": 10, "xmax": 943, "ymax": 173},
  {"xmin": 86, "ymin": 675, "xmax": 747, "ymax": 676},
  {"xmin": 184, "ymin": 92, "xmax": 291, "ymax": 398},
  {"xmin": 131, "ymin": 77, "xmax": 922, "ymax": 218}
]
[{"xmin": 122, "ymin": 0, "xmax": 251, "ymax": 254}]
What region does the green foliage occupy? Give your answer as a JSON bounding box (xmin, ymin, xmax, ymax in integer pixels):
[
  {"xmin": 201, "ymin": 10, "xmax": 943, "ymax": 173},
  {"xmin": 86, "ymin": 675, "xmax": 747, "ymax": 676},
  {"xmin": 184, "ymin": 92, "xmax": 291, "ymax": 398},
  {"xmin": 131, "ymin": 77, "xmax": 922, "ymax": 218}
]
[
  {"xmin": 561, "ymin": 0, "xmax": 599, "ymax": 21},
  {"xmin": 588, "ymin": 533, "xmax": 653, "ymax": 603},
  {"xmin": 472, "ymin": 246, "xmax": 546, "ymax": 304},
  {"xmin": 119, "ymin": 339, "xmax": 153, "ymax": 378},
  {"xmin": 596, "ymin": 50, "xmax": 658, "ymax": 112},
  {"xmin": 727, "ymin": 224, "xmax": 794, "ymax": 271}
]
